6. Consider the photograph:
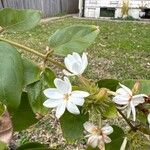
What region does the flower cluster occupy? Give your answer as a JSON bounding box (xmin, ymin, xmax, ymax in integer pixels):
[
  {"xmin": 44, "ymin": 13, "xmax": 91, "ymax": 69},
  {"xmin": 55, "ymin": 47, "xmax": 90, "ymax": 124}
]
[
  {"xmin": 43, "ymin": 52, "xmax": 149, "ymax": 149},
  {"xmin": 43, "ymin": 52, "xmax": 89, "ymax": 119}
]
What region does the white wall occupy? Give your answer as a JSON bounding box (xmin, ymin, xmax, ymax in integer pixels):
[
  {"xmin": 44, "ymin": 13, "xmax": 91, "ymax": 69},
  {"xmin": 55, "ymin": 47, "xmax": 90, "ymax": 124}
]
[{"xmin": 84, "ymin": 0, "xmax": 150, "ymax": 19}]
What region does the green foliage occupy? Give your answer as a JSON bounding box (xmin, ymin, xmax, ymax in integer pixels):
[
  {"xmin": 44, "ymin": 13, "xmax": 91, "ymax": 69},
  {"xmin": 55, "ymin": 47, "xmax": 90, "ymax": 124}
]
[
  {"xmin": 97, "ymin": 79, "xmax": 119, "ymax": 91},
  {"xmin": 0, "ymin": 8, "xmax": 41, "ymax": 32},
  {"xmin": 27, "ymin": 81, "xmax": 48, "ymax": 116},
  {"xmin": 60, "ymin": 110, "xmax": 89, "ymax": 142},
  {"xmin": 105, "ymin": 125, "xmax": 125, "ymax": 150},
  {"xmin": 16, "ymin": 142, "xmax": 50, "ymax": 150},
  {"xmin": 0, "ymin": 42, "xmax": 23, "ymax": 108},
  {"xmin": 9, "ymin": 92, "xmax": 38, "ymax": 131},
  {"xmin": 102, "ymin": 102, "xmax": 118, "ymax": 119},
  {"xmin": 48, "ymin": 25, "xmax": 99, "ymax": 56},
  {"xmin": 43, "ymin": 68, "xmax": 55, "ymax": 87},
  {"xmin": 27, "ymin": 68, "xmax": 55, "ymax": 115},
  {"xmin": 0, "ymin": 141, "xmax": 8, "ymax": 150},
  {"xmin": 122, "ymin": 80, "xmax": 150, "ymax": 95},
  {"xmin": 22, "ymin": 57, "xmax": 41, "ymax": 86}
]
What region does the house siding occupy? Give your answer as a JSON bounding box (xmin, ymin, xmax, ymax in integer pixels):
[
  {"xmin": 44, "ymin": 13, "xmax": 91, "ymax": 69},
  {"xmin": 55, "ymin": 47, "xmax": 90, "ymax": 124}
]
[{"xmin": 84, "ymin": 0, "xmax": 150, "ymax": 19}]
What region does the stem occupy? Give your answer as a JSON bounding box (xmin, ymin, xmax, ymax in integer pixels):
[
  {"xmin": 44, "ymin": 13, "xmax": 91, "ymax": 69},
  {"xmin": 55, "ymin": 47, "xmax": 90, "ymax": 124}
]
[
  {"xmin": 0, "ymin": 37, "xmax": 65, "ymax": 69},
  {"xmin": 117, "ymin": 109, "xmax": 137, "ymax": 132}
]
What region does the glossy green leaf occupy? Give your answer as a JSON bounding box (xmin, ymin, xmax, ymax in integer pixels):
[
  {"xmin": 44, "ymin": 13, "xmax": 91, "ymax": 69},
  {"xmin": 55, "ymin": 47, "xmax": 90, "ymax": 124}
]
[
  {"xmin": 106, "ymin": 125, "xmax": 125, "ymax": 150},
  {"xmin": 16, "ymin": 142, "xmax": 50, "ymax": 150},
  {"xmin": 122, "ymin": 80, "xmax": 150, "ymax": 95},
  {"xmin": 22, "ymin": 57, "xmax": 41, "ymax": 86},
  {"xmin": 0, "ymin": 42, "xmax": 23, "ymax": 108},
  {"xmin": 27, "ymin": 81, "xmax": 48, "ymax": 116},
  {"xmin": 9, "ymin": 92, "xmax": 38, "ymax": 131},
  {"xmin": 43, "ymin": 68, "xmax": 55, "ymax": 87},
  {"xmin": 0, "ymin": 8, "xmax": 41, "ymax": 32},
  {"xmin": 48, "ymin": 25, "xmax": 99, "ymax": 56},
  {"xmin": 0, "ymin": 141, "xmax": 8, "ymax": 150},
  {"xmin": 97, "ymin": 79, "xmax": 119, "ymax": 91},
  {"xmin": 60, "ymin": 110, "xmax": 89, "ymax": 142}
]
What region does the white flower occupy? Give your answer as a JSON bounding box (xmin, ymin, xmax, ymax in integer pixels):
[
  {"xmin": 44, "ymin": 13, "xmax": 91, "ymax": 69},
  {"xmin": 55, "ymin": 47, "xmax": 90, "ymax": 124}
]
[
  {"xmin": 147, "ymin": 113, "xmax": 150, "ymax": 128},
  {"xmin": 63, "ymin": 52, "xmax": 88, "ymax": 76},
  {"xmin": 84, "ymin": 122, "xmax": 113, "ymax": 149},
  {"xmin": 113, "ymin": 83, "xmax": 147, "ymax": 121},
  {"xmin": 43, "ymin": 77, "xmax": 90, "ymax": 118}
]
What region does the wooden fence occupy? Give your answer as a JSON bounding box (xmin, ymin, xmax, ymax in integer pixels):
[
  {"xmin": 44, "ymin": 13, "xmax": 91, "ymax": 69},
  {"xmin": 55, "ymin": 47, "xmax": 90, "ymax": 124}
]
[{"xmin": 0, "ymin": 0, "xmax": 79, "ymax": 17}]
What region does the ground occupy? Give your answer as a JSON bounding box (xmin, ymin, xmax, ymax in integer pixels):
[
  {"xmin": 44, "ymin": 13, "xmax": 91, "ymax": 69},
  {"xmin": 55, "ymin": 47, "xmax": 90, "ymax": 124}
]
[{"xmin": 2, "ymin": 17, "xmax": 150, "ymax": 149}]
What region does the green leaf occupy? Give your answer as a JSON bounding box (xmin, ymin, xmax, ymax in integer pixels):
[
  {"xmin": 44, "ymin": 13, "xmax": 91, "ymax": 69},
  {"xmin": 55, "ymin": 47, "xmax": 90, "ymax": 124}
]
[
  {"xmin": 9, "ymin": 92, "xmax": 38, "ymax": 131},
  {"xmin": 60, "ymin": 110, "xmax": 89, "ymax": 142},
  {"xmin": 16, "ymin": 142, "xmax": 50, "ymax": 150},
  {"xmin": 0, "ymin": 141, "xmax": 8, "ymax": 150},
  {"xmin": 102, "ymin": 102, "xmax": 118, "ymax": 119},
  {"xmin": 106, "ymin": 125, "xmax": 125, "ymax": 150},
  {"xmin": 0, "ymin": 42, "xmax": 23, "ymax": 108},
  {"xmin": 43, "ymin": 68, "xmax": 55, "ymax": 87},
  {"xmin": 0, "ymin": 8, "xmax": 41, "ymax": 32},
  {"xmin": 22, "ymin": 57, "xmax": 41, "ymax": 86},
  {"xmin": 122, "ymin": 80, "xmax": 150, "ymax": 95},
  {"xmin": 97, "ymin": 79, "xmax": 119, "ymax": 91},
  {"xmin": 48, "ymin": 25, "xmax": 99, "ymax": 56},
  {"xmin": 27, "ymin": 81, "xmax": 48, "ymax": 116}
]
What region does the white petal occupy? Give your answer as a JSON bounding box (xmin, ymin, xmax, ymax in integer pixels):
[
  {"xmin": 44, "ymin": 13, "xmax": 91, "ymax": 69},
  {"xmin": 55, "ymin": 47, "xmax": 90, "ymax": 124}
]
[
  {"xmin": 63, "ymin": 69, "xmax": 74, "ymax": 76},
  {"xmin": 147, "ymin": 113, "xmax": 150, "ymax": 124},
  {"xmin": 43, "ymin": 88, "xmax": 63, "ymax": 99},
  {"xmin": 101, "ymin": 125, "xmax": 113, "ymax": 135},
  {"xmin": 71, "ymin": 63, "xmax": 83, "ymax": 74},
  {"xmin": 127, "ymin": 105, "xmax": 131, "ymax": 119},
  {"xmin": 113, "ymin": 95, "xmax": 129, "ymax": 105},
  {"xmin": 130, "ymin": 101, "xmax": 136, "ymax": 121},
  {"xmin": 120, "ymin": 137, "xmax": 128, "ymax": 150},
  {"xmin": 64, "ymin": 56, "xmax": 75, "ymax": 73},
  {"xmin": 132, "ymin": 94, "xmax": 146, "ymax": 106},
  {"xmin": 83, "ymin": 122, "xmax": 96, "ymax": 133},
  {"xmin": 72, "ymin": 52, "xmax": 82, "ymax": 63},
  {"xmin": 116, "ymin": 88, "xmax": 130, "ymax": 96},
  {"xmin": 54, "ymin": 77, "xmax": 72, "ymax": 94},
  {"xmin": 43, "ymin": 99, "xmax": 61, "ymax": 108},
  {"xmin": 69, "ymin": 96, "xmax": 85, "ymax": 106},
  {"xmin": 71, "ymin": 91, "xmax": 90, "ymax": 98},
  {"xmin": 119, "ymin": 83, "xmax": 132, "ymax": 96},
  {"xmin": 88, "ymin": 135, "xmax": 99, "ymax": 148},
  {"xmin": 66, "ymin": 101, "xmax": 80, "ymax": 114},
  {"xmin": 103, "ymin": 135, "xmax": 111, "ymax": 143},
  {"xmin": 82, "ymin": 52, "xmax": 88, "ymax": 70},
  {"xmin": 56, "ymin": 102, "xmax": 66, "ymax": 119}
]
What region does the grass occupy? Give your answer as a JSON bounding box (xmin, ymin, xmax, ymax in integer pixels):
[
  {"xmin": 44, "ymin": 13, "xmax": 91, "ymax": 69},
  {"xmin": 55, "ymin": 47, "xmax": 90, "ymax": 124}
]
[{"xmin": 2, "ymin": 17, "xmax": 150, "ymax": 80}]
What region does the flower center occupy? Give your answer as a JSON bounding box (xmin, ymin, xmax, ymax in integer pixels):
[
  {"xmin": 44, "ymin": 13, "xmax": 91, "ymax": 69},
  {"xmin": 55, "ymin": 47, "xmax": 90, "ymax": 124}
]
[
  {"xmin": 64, "ymin": 94, "xmax": 71, "ymax": 101},
  {"xmin": 92, "ymin": 127, "xmax": 102, "ymax": 135}
]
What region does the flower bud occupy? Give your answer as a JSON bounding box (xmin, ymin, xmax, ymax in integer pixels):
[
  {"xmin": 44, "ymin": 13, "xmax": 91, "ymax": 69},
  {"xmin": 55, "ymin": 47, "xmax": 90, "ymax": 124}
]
[{"xmin": 132, "ymin": 81, "xmax": 140, "ymax": 95}]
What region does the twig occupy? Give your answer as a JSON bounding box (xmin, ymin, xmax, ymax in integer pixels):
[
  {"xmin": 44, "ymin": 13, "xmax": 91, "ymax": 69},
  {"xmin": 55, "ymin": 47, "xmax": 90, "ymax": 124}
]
[
  {"xmin": 0, "ymin": 37, "xmax": 65, "ymax": 69},
  {"xmin": 117, "ymin": 109, "xmax": 137, "ymax": 132}
]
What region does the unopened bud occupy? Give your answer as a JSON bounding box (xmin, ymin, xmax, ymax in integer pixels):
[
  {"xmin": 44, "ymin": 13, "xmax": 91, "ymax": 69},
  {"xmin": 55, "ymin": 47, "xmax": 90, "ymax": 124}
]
[
  {"xmin": 132, "ymin": 81, "xmax": 140, "ymax": 95},
  {"xmin": 95, "ymin": 88, "xmax": 108, "ymax": 101}
]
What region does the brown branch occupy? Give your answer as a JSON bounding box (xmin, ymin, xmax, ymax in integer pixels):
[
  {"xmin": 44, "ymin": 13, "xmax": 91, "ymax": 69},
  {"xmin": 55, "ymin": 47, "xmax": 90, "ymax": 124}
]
[{"xmin": 117, "ymin": 109, "xmax": 137, "ymax": 132}]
